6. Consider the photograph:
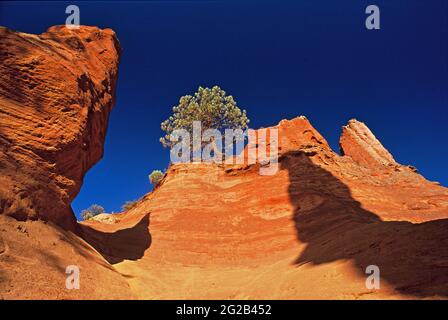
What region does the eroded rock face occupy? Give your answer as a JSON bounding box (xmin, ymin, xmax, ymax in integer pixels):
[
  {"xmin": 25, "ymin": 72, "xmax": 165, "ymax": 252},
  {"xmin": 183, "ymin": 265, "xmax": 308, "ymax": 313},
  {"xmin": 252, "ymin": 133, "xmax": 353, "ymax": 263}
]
[
  {"xmin": 274, "ymin": 116, "xmax": 331, "ymax": 153},
  {"xmin": 82, "ymin": 116, "xmax": 448, "ymax": 299},
  {"xmin": 0, "ymin": 26, "xmax": 121, "ymax": 229},
  {"xmin": 339, "ymin": 119, "xmax": 397, "ymax": 168},
  {"xmin": 0, "ymin": 26, "xmax": 132, "ymax": 300},
  {"xmin": 1, "ymin": 25, "xmax": 447, "ymax": 298}
]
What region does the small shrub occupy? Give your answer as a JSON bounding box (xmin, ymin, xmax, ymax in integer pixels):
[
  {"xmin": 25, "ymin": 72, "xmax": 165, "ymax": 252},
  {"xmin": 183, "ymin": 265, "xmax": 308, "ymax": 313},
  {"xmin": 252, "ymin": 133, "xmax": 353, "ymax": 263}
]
[
  {"xmin": 149, "ymin": 170, "xmax": 164, "ymax": 186},
  {"xmin": 122, "ymin": 200, "xmax": 138, "ymax": 211},
  {"xmin": 81, "ymin": 211, "xmax": 94, "ymax": 221},
  {"xmin": 81, "ymin": 204, "xmax": 105, "ymax": 221}
]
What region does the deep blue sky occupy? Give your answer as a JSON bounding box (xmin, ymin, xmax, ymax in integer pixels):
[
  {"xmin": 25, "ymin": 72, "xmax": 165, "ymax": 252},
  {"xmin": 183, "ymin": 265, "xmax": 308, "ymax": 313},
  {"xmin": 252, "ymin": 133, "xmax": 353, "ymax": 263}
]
[{"xmin": 1, "ymin": 1, "xmax": 447, "ymax": 219}]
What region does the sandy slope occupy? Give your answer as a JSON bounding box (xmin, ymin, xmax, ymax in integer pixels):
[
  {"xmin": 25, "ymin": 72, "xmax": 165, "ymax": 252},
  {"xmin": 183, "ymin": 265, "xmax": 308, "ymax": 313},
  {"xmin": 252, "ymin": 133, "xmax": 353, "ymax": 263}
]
[{"xmin": 0, "ymin": 214, "xmax": 134, "ymax": 299}]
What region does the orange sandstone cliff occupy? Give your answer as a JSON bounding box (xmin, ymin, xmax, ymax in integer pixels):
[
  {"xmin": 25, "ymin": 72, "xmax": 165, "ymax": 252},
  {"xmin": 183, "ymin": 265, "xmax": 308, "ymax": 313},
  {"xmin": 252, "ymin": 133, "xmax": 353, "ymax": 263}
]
[
  {"xmin": 0, "ymin": 26, "xmax": 133, "ymax": 299},
  {"xmin": 81, "ymin": 117, "xmax": 448, "ymax": 299},
  {"xmin": 0, "ymin": 25, "xmax": 120, "ymax": 230},
  {"xmin": 1, "ymin": 27, "xmax": 448, "ymax": 300}
]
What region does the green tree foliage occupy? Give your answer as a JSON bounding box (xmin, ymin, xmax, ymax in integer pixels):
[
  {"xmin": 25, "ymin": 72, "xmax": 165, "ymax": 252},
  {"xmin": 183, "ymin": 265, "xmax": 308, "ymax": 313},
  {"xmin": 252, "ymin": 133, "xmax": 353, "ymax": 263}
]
[
  {"xmin": 160, "ymin": 86, "xmax": 250, "ymax": 149},
  {"xmin": 149, "ymin": 170, "xmax": 164, "ymax": 186},
  {"xmin": 81, "ymin": 204, "xmax": 105, "ymax": 221}
]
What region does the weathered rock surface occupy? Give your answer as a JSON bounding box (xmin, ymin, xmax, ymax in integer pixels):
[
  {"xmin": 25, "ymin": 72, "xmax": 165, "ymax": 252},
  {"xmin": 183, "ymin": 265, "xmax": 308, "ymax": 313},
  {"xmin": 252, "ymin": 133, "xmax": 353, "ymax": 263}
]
[
  {"xmin": 274, "ymin": 116, "xmax": 331, "ymax": 154},
  {"xmin": 3, "ymin": 110, "xmax": 448, "ymax": 299},
  {"xmin": 1, "ymin": 26, "xmax": 448, "ymax": 299},
  {"xmin": 339, "ymin": 119, "xmax": 396, "ymax": 168},
  {"xmin": 0, "ymin": 25, "xmax": 120, "ymax": 230},
  {"xmin": 0, "ymin": 25, "xmax": 129, "ymax": 299},
  {"xmin": 90, "ymin": 213, "xmax": 118, "ymax": 224},
  {"xmin": 81, "ymin": 116, "xmax": 448, "ymax": 299}
]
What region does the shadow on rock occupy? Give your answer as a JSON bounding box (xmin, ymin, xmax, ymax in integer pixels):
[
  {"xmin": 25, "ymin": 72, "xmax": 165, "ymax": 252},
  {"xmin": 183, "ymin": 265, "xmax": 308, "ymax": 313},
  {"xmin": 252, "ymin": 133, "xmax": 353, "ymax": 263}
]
[
  {"xmin": 79, "ymin": 214, "xmax": 151, "ymax": 264},
  {"xmin": 280, "ymin": 150, "xmax": 448, "ymax": 298}
]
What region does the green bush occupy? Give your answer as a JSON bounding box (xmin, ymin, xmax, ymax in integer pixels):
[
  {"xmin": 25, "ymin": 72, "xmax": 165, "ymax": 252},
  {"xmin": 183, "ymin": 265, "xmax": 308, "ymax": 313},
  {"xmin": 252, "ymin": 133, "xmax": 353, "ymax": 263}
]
[
  {"xmin": 149, "ymin": 170, "xmax": 164, "ymax": 186},
  {"xmin": 81, "ymin": 204, "xmax": 105, "ymax": 221},
  {"xmin": 122, "ymin": 200, "xmax": 138, "ymax": 211}
]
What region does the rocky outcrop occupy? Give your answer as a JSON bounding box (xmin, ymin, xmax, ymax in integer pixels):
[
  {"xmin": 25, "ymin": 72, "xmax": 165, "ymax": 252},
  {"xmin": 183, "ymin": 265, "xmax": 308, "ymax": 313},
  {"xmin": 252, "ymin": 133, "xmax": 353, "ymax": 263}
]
[
  {"xmin": 339, "ymin": 119, "xmax": 397, "ymax": 168},
  {"xmin": 1, "ymin": 25, "xmax": 447, "ymax": 299},
  {"xmin": 90, "ymin": 213, "xmax": 117, "ymax": 224},
  {"xmin": 274, "ymin": 116, "xmax": 331, "ymax": 153},
  {"xmin": 0, "ymin": 26, "xmax": 131, "ymax": 300},
  {"xmin": 2, "ymin": 106, "xmax": 448, "ymax": 298},
  {"xmin": 0, "ymin": 25, "xmax": 121, "ymax": 230},
  {"xmin": 81, "ymin": 116, "xmax": 448, "ymax": 299}
]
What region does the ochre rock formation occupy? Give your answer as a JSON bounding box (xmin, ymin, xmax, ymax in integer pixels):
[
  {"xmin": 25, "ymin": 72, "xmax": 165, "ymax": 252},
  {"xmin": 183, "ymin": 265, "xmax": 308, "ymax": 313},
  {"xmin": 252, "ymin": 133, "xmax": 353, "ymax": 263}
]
[
  {"xmin": 339, "ymin": 119, "xmax": 397, "ymax": 168},
  {"xmin": 81, "ymin": 116, "xmax": 448, "ymax": 299},
  {"xmin": 0, "ymin": 25, "xmax": 120, "ymax": 230},
  {"xmin": 0, "ymin": 26, "xmax": 131, "ymax": 299},
  {"xmin": 1, "ymin": 26, "xmax": 448, "ymax": 300}
]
